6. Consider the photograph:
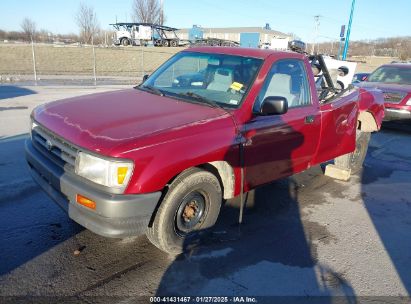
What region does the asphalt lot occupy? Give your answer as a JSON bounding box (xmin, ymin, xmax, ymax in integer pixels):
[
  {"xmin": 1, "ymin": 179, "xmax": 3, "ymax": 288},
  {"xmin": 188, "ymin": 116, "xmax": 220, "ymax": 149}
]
[
  {"xmin": 1, "ymin": 86, "xmax": 411, "ymax": 303},
  {"xmin": 0, "ymin": 84, "xmax": 130, "ymax": 138}
]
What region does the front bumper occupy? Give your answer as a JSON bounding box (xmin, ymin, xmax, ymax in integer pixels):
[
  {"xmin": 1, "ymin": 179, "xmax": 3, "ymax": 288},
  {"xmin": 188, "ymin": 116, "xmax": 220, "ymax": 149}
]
[
  {"xmin": 25, "ymin": 139, "xmax": 161, "ymax": 238},
  {"xmin": 384, "ymin": 108, "xmax": 411, "ymax": 121}
]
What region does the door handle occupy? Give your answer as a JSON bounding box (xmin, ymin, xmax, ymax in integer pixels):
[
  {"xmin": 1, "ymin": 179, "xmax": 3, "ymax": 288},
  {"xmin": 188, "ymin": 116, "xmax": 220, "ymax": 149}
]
[{"xmin": 305, "ymin": 115, "xmax": 315, "ymax": 124}]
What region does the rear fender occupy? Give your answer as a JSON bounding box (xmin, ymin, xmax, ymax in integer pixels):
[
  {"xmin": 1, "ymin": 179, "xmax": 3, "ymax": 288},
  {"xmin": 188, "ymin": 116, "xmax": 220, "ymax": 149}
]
[{"xmin": 358, "ymin": 88, "xmax": 385, "ymax": 131}]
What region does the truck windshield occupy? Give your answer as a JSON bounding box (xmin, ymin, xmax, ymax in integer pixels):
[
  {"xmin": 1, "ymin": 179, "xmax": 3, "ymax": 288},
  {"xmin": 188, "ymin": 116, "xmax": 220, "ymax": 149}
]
[
  {"xmin": 368, "ymin": 66, "xmax": 411, "ymax": 85},
  {"xmin": 139, "ymin": 52, "xmax": 263, "ymax": 108}
]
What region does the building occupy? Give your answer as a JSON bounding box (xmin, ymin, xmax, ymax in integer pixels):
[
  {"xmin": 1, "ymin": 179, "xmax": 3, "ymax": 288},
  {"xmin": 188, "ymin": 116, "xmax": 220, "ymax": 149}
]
[{"xmin": 177, "ymin": 25, "xmax": 291, "ymax": 47}]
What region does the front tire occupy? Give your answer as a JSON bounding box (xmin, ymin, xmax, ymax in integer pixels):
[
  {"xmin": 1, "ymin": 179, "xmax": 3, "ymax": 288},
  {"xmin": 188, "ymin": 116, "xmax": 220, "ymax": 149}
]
[
  {"xmin": 146, "ymin": 168, "xmax": 222, "ymax": 254},
  {"xmin": 334, "ymin": 130, "xmax": 371, "ymax": 174},
  {"xmin": 121, "ymin": 38, "xmax": 130, "ymax": 46}
]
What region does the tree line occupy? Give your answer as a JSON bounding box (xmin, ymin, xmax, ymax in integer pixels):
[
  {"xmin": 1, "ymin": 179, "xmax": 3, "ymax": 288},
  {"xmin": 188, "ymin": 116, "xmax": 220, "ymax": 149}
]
[
  {"xmin": 309, "ymin": 37, "xmax": 411, "ymax": 60},
  {"xmin": 0, "ymin": 0, "xmax": 164, "ymax": 45}
]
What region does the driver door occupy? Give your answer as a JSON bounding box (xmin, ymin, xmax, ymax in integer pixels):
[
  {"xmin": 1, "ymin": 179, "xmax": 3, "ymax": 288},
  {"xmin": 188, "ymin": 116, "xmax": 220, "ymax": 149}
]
[{"xmin": 244, "ymin": 58, "xmax": 321, "ymax": 189}]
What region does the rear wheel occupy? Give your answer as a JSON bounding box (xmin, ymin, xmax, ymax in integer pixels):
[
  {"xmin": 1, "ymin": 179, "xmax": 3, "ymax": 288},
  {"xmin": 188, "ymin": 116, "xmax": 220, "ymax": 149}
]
[
  {"xmin": 162, "ymin": 40, "xmax": 170, "ymax": 47},
  {"xmin": 170, "ymin": 40, "xmax": 178, "ymax": 47},
  {"xmin": 334, "ymin": 130, "xmax": 371, "ymax": 174},
  {"xmin": 146, "ymin": 168, "xmax": 222, "ymax": 254}
]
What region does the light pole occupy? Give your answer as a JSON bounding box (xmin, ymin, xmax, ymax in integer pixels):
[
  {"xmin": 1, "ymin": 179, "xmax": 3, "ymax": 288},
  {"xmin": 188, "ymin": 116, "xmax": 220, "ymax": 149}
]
[
  {"xmin": 342, "ymin": 0, "xmax": 356, "ymax": 60},
  {"xmin": 311, "ymin": 15, "xmax": 321, "ymax": 54}
]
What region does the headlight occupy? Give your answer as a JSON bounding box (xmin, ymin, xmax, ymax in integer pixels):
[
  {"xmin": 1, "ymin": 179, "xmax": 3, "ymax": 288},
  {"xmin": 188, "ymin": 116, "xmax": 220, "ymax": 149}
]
[
  {"xmin": 75, "ymin": 152, "xmax": 134, "ymax": 191},
  {"xmin": 30, "ymin": 120, "xmax": 38, "ymax": 139},
  {"xmin": 31, "ymin": 120, "xmax": 38, "ymax": 130}
]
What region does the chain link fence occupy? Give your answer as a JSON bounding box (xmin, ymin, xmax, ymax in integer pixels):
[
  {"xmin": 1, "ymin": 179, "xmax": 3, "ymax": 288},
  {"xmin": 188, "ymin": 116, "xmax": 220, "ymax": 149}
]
[{"xmin": 0, "ymin": 43, "xmax": 181, "ymax": 85}]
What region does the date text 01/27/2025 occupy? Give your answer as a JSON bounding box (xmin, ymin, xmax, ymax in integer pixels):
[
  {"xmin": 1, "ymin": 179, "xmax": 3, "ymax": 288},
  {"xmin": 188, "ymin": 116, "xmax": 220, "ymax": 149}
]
[{"xmin": 149, "ymin": 296, "xmax": 257, "ymax": 303}]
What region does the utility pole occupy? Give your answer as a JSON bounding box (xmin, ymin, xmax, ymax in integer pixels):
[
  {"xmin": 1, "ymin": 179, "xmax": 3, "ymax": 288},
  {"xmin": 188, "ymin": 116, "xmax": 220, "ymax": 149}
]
[
  {"xmin": 311, "ymin": 15, "xmax": 321, "ymax": 54},
  {"xmin": 342, "ymin": 0, "xmax": 356, "ymax": 60}
]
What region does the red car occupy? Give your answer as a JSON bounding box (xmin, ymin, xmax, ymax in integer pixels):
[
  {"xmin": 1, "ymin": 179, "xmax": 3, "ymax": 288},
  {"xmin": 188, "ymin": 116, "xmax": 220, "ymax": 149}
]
[
  {"xmin": 360, "ymin": 63, "xmax": 411, "ymax": 121},
  {"xmin": 25, "ymin": 47, "xmax": 384, "ymax": 253}
]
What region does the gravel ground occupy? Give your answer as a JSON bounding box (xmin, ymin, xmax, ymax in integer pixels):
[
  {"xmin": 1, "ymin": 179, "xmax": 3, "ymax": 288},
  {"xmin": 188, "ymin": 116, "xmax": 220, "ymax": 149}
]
[{"xmin": 0, "ymin": 86, "xmax": 411, "ymax": 303}]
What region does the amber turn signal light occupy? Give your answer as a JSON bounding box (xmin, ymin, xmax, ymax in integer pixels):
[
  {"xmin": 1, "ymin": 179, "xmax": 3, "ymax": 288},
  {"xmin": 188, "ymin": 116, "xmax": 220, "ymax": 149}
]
[
  {"xmin": 76, "ymin": 194, "xmax": 96, "ymax": 210},
  {"xmin": 117, "ymin": 167, "xmax": 129, "ymax": 185}
]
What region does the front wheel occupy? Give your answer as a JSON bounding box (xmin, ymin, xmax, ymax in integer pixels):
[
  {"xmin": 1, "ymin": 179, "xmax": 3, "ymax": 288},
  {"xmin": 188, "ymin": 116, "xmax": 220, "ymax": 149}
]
[
  {"xmin": 334, "ymin": 130, "xmax": 371, "ymax": 174},
  {"xmin": 146, "ymin": 168, "xmax": 222, "ymax": 254},
  {"xmin": 121, "ymin": 38, "xmax": 130, "ymax": 46}
]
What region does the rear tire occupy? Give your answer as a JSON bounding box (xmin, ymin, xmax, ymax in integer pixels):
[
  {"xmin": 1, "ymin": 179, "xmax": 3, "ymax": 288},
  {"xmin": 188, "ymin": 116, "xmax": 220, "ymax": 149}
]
[
  {"xmin": 162, "ymin": 40, "xmax": 170, "ymax": 47},
  {"xmin": 334, "ymin": 130, "xmax": 371, "ymax": 174},
  {"xmin": 170, "ymin": 40, "xmax": 178, "ymax": 47},
  {"xmin": 146, "ymin": 168, "xmax": 222, "ymax": 254}
]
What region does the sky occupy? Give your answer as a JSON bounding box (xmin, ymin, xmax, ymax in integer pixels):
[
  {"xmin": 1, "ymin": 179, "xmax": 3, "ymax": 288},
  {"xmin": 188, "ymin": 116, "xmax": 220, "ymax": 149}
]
[{"xmin": 1, "ymin": 0, "xmax": 410, "ymax": 42}]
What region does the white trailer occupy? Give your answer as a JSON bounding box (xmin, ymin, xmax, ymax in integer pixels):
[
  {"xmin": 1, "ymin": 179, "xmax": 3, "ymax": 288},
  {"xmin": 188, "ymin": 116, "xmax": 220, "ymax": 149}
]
[{"xmin": 269, "ymin": 37, "xmax": 290, "ymax": 50}]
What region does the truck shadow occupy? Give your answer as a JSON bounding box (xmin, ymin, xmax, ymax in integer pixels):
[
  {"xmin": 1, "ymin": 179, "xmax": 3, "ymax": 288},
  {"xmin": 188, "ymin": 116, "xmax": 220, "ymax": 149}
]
[
  {"xmin": 0, "ymin": 136, "xmax": 83, "ymax": 275},
  {"xmin": 0, "ymin": 85, "xmax": 37, "ymax": 100},
  {"xmin": 156, "ymin": 177, "xmax": 356, "ymax": 300},
  {"xmin": 155, "ymin": 121, "xmax": 356, "ymax": 300},
  {"xmin": 360, "ymin": 127, "xmax": 411, "ymax": 295}
]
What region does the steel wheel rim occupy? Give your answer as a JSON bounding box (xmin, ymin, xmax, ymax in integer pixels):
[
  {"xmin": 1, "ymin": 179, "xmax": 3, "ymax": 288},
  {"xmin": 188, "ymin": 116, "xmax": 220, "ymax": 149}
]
[{"xmin": 175, "ymin": 191, "xmax": 206, "ymax": 234}]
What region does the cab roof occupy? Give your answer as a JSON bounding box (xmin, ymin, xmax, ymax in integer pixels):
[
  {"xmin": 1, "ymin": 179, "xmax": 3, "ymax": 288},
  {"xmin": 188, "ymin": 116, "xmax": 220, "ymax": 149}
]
[
  {"xmin": 184, "ymin": 46, "xmax": 304, "ymax": 60},
  {"xmin": 381, "ymin": 63, "xmax": 411, "ymax": 69}
]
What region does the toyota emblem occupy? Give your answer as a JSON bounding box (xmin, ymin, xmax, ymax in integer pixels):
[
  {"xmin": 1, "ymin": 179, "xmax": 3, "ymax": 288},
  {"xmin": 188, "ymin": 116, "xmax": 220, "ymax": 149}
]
[{"xmin": 46, "ymin": 140, "xmax": 53, "ymax": 151}]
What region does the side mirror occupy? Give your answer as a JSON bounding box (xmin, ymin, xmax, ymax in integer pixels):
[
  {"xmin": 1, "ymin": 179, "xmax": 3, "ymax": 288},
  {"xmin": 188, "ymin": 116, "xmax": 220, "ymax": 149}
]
[
  {"xmin": 142, "ymin": 74, "xmax": 149, "ymax": 83},
  {"xmin": 259, "ymin": 96, "xmax": 288, "ymax": 116}
]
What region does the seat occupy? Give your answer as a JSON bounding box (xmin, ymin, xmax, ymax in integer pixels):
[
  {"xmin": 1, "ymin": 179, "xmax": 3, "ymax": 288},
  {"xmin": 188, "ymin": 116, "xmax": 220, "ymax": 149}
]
[
  {"xmin": 263, "ymin": 73, "xmax": 298, "ymax": 107},
  {"xmin": 207, "ymin": 68, "xmax": 234, "ymax": 91}
]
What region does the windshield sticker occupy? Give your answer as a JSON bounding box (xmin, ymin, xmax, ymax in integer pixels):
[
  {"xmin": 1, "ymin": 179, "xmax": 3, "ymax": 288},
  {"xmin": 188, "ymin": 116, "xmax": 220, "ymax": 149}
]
[
  {"xmin": 230, "ymin": 82, "xmax": 244, "ymax": 91},
  {"xmin": 229, "ymin": 99, "xmax": 240, "ymax": 105}
]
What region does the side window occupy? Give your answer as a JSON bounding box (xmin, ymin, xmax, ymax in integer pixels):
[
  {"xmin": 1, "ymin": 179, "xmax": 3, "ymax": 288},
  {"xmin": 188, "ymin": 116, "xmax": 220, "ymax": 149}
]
[{"xmin": 253, "ymin": 59, "xmax": 311, "ymax": 112}]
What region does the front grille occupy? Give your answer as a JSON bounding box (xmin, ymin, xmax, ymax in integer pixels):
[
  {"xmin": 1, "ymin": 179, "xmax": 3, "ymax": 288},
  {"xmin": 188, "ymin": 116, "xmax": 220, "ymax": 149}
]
[
  {"xmin": 383, "ymin": 91, "xmax": 406, "ymax": 103},
  {"xmin": 32, "ymin": 124, "xmax": 78, "ymax": 171}
]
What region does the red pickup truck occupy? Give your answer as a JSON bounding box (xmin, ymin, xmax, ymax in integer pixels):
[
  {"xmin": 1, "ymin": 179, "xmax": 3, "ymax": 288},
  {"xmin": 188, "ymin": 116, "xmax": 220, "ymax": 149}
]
[{"xmin": 26, "ymin": 47, "xmax": 384, "ymax": 253}]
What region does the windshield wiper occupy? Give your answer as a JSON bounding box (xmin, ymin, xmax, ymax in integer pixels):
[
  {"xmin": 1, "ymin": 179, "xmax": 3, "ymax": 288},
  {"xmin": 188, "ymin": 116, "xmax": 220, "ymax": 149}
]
[
  {"xmin": 136, "ymin": 84, "xmax": 164, "ymax": 96},
  {"xmin": 178, "ymin": 92, "xmax": 220, "ymax": 108}
]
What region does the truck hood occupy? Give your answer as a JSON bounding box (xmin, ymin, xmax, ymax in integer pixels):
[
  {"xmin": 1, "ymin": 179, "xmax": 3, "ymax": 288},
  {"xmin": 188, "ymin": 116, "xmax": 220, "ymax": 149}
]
[{"xmin": 33, "ymin": 88, "xmax": 228, "ymax": 156}]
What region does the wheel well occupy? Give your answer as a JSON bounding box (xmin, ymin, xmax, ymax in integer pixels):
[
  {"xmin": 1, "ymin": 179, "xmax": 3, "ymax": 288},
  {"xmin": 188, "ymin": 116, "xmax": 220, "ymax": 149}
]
[
  {"xmin": 199, "ymin": 161, "xmax": 235, "ymax": 199},
  {"xmin": 358, "ymin": 111, "xmax": 379, "ymax": 132},
  {"xmin": 148, "ymin": 162, "xmax": 235, "ymax": 227},
  {"xmin": 163, "ymin": 162, "xmax": 235, "ymax": 200}
]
